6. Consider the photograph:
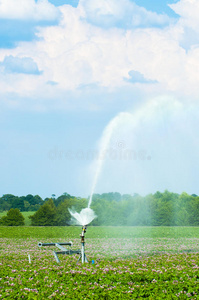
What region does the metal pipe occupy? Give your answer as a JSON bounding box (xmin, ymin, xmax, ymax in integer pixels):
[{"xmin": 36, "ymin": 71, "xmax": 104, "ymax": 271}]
[
  {"xmin": 55, "ymin": 250, "xmax": 81, "ymax": 255},
  {"xmin": 80, "ymin": 225, "xmax": 88, "ymax": 263},
  {"xmin": 81, "ymin": 241, "xmax": 85, "ymax": 263},
  {"xmin": 38, "ymin": 242, "xmax": 73, "ymax": 247}
]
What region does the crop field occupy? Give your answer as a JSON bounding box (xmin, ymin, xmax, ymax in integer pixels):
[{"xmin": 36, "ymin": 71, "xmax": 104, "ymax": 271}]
[{"xmin": 0, "ymin": 226, "xmax": 199, "ymax": 299}]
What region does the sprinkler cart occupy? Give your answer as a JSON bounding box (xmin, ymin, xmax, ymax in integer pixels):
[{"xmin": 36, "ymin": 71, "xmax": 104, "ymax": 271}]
[{"xmin": 38, "ymin": 225, "xmax": 88, "ymax": 263}]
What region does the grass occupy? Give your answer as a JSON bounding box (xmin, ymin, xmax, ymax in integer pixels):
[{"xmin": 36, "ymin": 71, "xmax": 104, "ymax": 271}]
[{"xmin": 0, "ymin": 225, "xmax": 199, "ymax": 239}]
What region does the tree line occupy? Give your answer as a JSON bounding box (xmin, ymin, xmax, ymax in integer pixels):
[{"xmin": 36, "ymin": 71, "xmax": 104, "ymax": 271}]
[
  {"xmin": 0, "ymin": 194, "xmax": 43, "ymax": 212},
  {"xmin": 0, "ymin": 192, "xmax": 78, "ymax": 212},
  {"xmin": 90, "ymin": 191, "xmax": 199, "ymax": 226},
  {"xmin": 0, "ymin": 190, "xmax": 199, "ymax": 226}
]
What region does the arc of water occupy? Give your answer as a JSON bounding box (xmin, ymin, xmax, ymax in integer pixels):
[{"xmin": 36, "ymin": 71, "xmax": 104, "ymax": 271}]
[
  {"xmin": 88, "ymin": 97, "xmax": 182, "ymax": 208},
  {"xmin": 69, "ymin": 97, "xmax": 182, "ymax": 225},
  {"xmin": 88, "ymin": 112, "xmax": 133, "ymax": 208}
]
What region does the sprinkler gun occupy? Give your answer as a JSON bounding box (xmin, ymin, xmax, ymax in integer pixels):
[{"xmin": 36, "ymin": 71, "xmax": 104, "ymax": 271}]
[
  {"xmin": 77, "ymin": 225, "xmax": 88, "ymax": 263},
  {"xmin": 80, "ymin": 225, "xmax": 87, "ymax": 242}
]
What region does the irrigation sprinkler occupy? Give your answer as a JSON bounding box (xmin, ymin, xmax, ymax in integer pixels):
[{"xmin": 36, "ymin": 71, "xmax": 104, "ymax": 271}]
[
  {"xmin": 77, "ymin": 225, "xmax": 88, "ymax": 263},
  {"xmin": 38, "ymin": 226, "xmax": 89, "ymax": 263}
]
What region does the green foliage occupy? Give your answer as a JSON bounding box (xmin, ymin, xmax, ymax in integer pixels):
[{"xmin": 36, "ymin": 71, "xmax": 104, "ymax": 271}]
[
  {"xmin": 29, "ymin": 199, "xmax": 57, "ymax": 226},
  {"xmin": 1, "ymin": 190, "xmax": 199, "ymax": 226},
  {"xmin": 1, "ymin": 252, "xmax": 199, "ymax": 299},
  {"xmin": 91, "ymin": 190, "xmax": 199, "ymax": 226},
  {"xmin": 55, "ymin": 199, "xmax": 75, "ymax": 226},
  {"xmin": 53, "ymin": 192, "xmax": 75, "ymax": 207},
  {"xmin": 29, "ymin": 196, "xmax": 88, "ymax": 226},
  {"xmin": 0, "ymin": 226, "xmax": 199, "ymax": 299},
  {"xmin": 55, "ymin": 197, "xmax": 87, "ymax": 226},
  {"xmin": 0, "ymin": 211, "xmax": 35, "ymax": 226},
  {"xmin": 0, "ymin": 193, "xmax": 43, "ymax": 212},
  {"xmin": 188, "ymin": 196, "xmax": 199, "ymax": 225},
  {"xmin": 0, "ymin": 208, "xmax": 25, "ymax": 226},
  {"xmin": 1, "ymin": 225, "xmax": 199, "ymax": 239}
]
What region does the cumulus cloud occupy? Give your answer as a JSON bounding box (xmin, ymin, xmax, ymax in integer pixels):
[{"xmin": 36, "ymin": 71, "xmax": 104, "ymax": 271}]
[
  {"xmin": 169, "ymin": 0, "xmax": 199, "ymax": 31},
  {"xmin": 0, "ymin": 0, "xmax": 60, "ymax": 48},
  {"xmin": 0, "ymin": 0, "xmax": 60, "ymax": 21},
  {"xmin": 33, "ymin": 5, "xmax": 130, "ymax": 90},
  {"xmin": 79, "ymin": 0, "xmax": 171, "ymax": 28},
  {"xmin": 0, "ymin": 0, "xmax": 199, "ymax": 110},
  {"xmin": 169, "ymin": 0, "xmax": 199, "ymax": 50},
  {"xmin": 32, "ymin": 5, "xmax": 184, "ymax": 93}
]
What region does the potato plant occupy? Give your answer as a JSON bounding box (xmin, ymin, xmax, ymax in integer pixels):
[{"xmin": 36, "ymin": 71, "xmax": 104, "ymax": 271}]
[{"xmin": 0, "ymin": 226, "xmax": 199, "ymax": 299}]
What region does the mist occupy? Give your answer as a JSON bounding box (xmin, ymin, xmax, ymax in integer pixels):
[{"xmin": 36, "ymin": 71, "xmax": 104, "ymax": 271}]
[{"xmin": 87, "ymin": 96, "xmax": 199, "ymax": 197}]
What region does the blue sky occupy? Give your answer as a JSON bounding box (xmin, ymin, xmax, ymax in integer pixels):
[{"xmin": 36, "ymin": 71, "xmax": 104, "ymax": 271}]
[
  {"xmin": 133, "ymin": 0, "xmax": 179, "ymax": 17},
  {"xmin": 1, "ymin": 0, "xmax": 199, "ymax": 199}
]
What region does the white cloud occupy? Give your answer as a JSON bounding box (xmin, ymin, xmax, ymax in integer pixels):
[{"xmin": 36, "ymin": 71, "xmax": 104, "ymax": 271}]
[
  {"xmin": 169, "ymin": 0, "xmax": 199, "ymax": 50},
  {"xmin": 0, "ymin": 0, "xmax": 199, "ymax": 111},
  {"xmin": 79, "ymin": 0, "xmax": 171, "ymax": 28},
  {"xmin": 0, "ymin": 0, "xmax": 59, "ymax": 21},
  {"xmin": 169, "ymin": 0, "xmax": 199, "ymax": 31},
  {"xmin": 32, "ymin": 5, "xmax": 192, "ymax": 97},
  {"xmin": 125, "ymin": 27, "xmax": 187, "ymax": 90},
  {"xmin": 29, "ymin": 5, "xmax": 130, "ymax": 90}
]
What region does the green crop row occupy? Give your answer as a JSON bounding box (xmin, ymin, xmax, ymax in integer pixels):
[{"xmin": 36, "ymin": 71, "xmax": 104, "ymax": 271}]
[{"xmin": 0, "ymin": 227, "xmax": 199, "ymax": 299}]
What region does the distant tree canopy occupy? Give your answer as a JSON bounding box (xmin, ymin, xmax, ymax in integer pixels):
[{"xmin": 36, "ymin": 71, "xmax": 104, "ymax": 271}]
[
  {"xmin": 0, "ymin": 208, "xmax": 25, "ymax": 226},
  {"xmin": 29, "ymin": 197, "xmax": 88, "ymax": 226},
  {"xmin": 0, "ymin": 194, "xmax": 43, "ymax": 212},
  {"xmin": 0, "ymin": 191, "xmax": 199, "ymax": 226},
  {"xmin": 90, "ymin": 191, "xmax": 199, "ymax": 226}
]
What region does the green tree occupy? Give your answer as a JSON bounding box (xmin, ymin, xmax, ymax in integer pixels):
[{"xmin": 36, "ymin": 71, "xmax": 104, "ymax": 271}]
[
  {"xmin": 55, "ymin": 197, "xmax": 87, "ymax": 226},
  {"xmin": 175, "ymin": 207, "xmax": 189, "ymax": 226},
  {"xmin": 53, "ymin": 193, "xmax": 74, "ymax": 207},
  {"xmin": 29, "ymin": 199, "xmax": 57, "ymax": 226},
  {"xmin": 55, "ymin": 199, "xmax": 74, "ymax": 226},
  {"xmin": 0, "ymin": 198, "xmax": 11, "ymax": 211},
  {"xmin": 187, "ymin": 196, "xmax": 199, "ymax": 225},
  {"xmin": 25, "ymin": 194, "xmax": 43, "ymax": 206},
  {"xmin": 11, "ymin": 197, "xmax": 25, "ymax": 211},
  {"xmin": 100, "ymin": 192, "xmax": 121, "ymax": 202},
  {"xmin": 0, "ymin": 208, "xmax": 25, "ymax": 226}
]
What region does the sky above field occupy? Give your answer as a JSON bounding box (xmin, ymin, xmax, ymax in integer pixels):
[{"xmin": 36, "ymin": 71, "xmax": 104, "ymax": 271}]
[{"xmin": 1, "ymin": 0, "xmax": 199, "ymax": 199}]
